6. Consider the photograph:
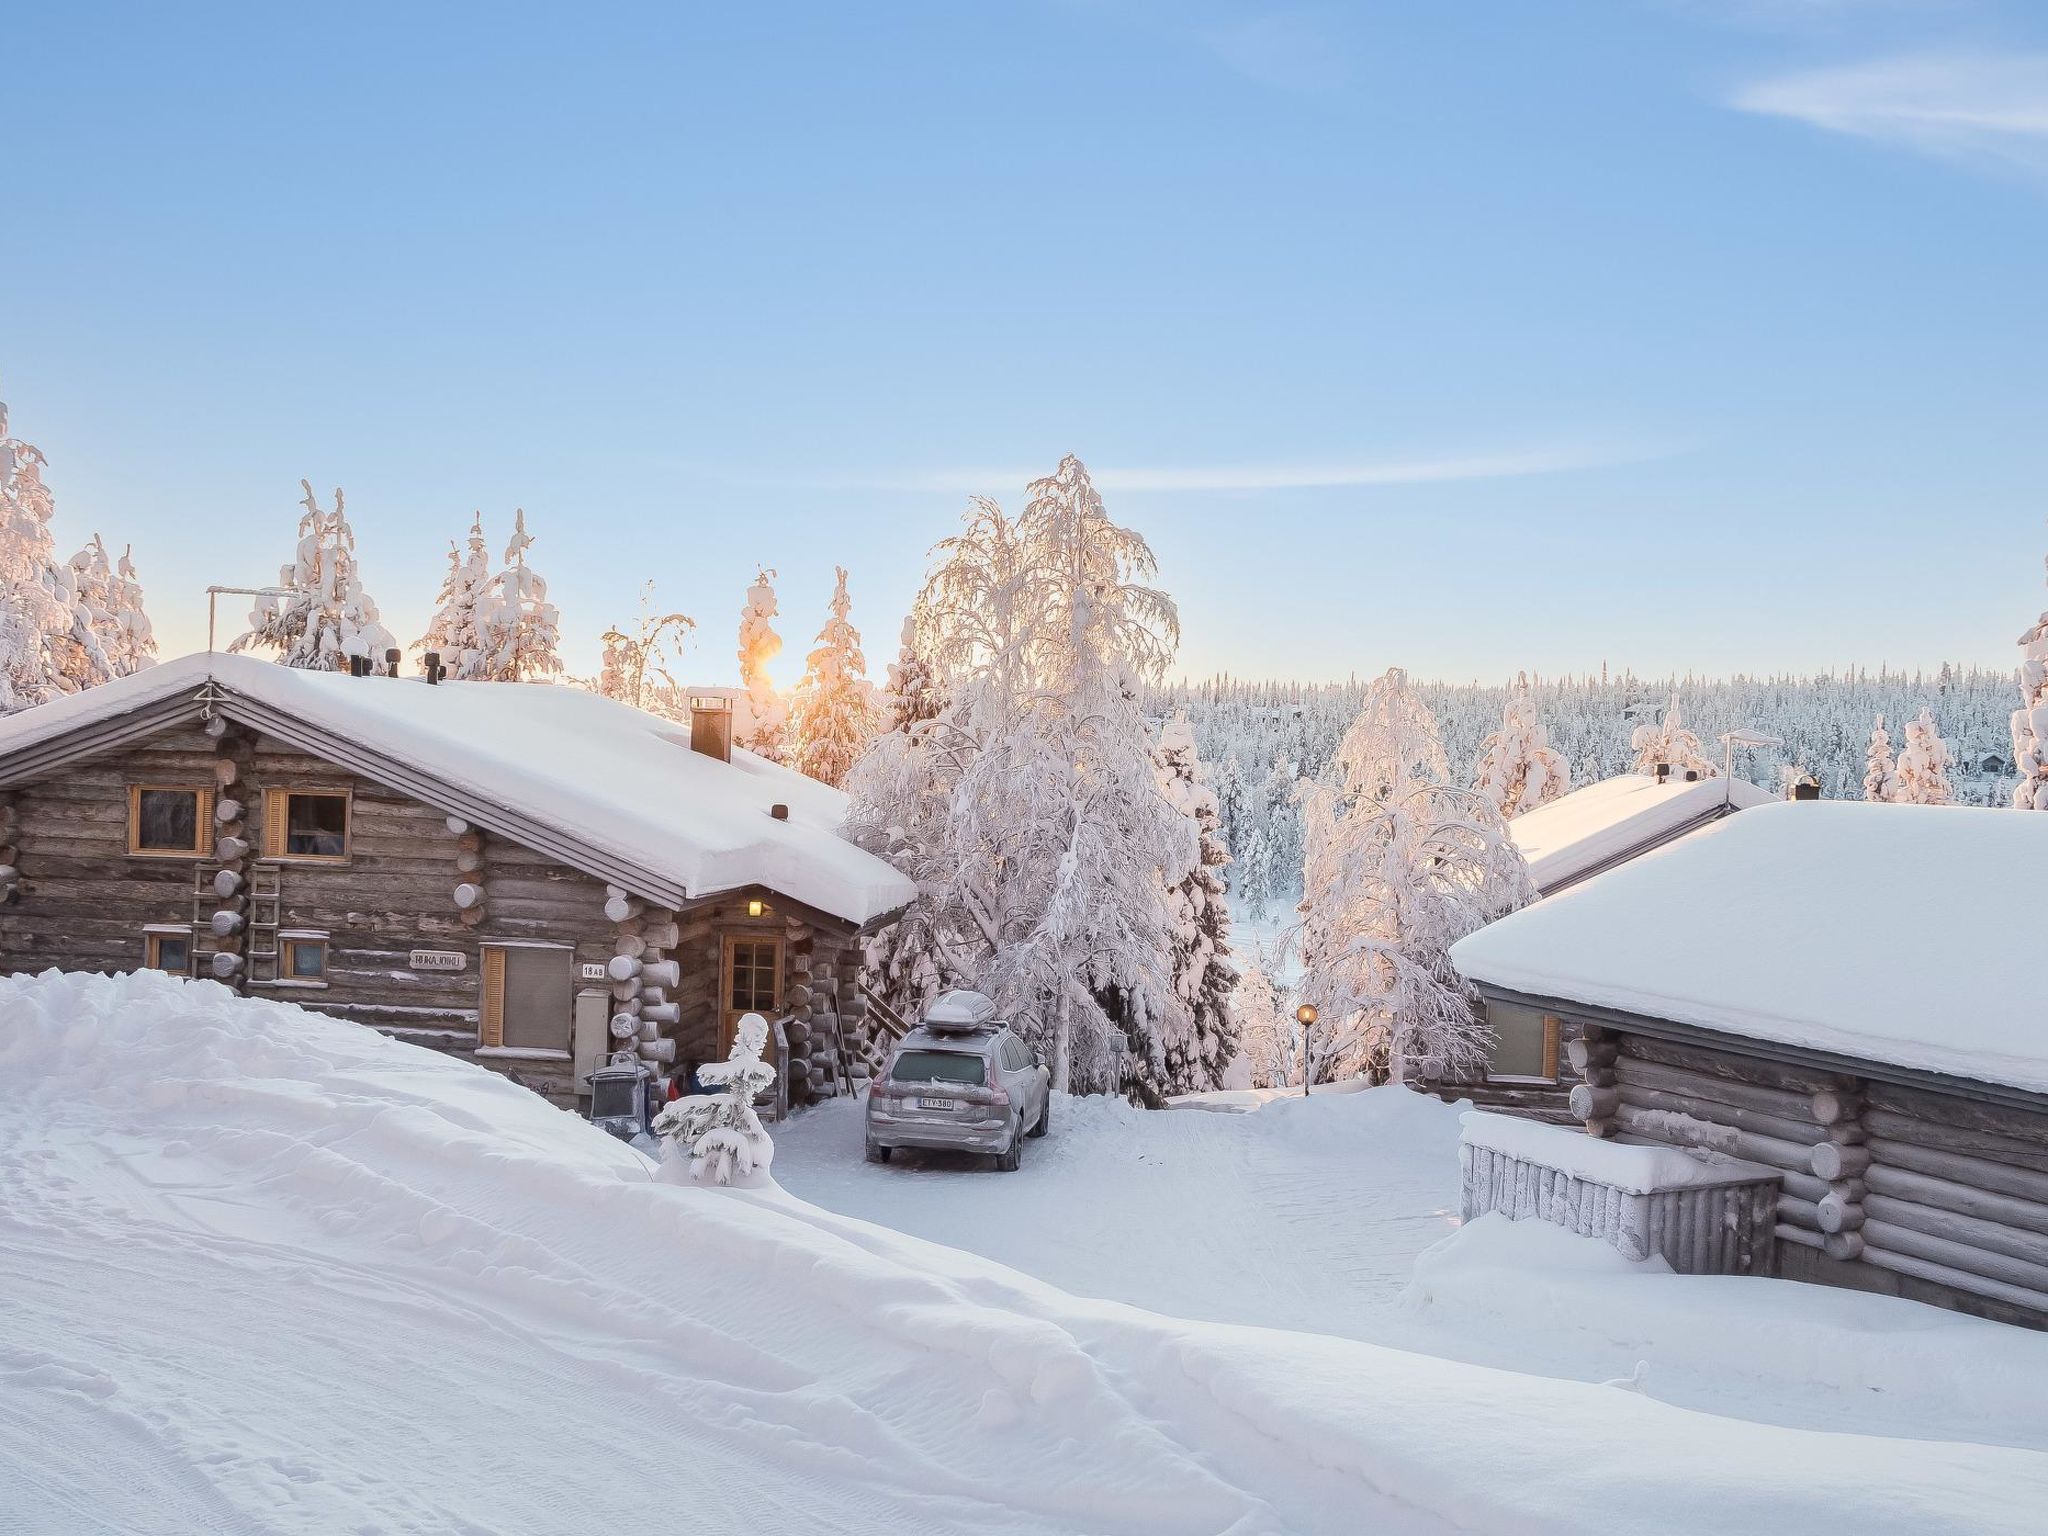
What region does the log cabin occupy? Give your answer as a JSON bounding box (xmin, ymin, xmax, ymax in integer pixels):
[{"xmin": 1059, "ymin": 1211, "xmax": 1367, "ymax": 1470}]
[
  {"xmin": 1451, "ymin": 799, "xmax": 2048, "ymax": 1330},
  {"xmin": 1443, "ymin": 770, "xmax": 1776, "ymax": 1120},
  {"xmin": 0, "ymin": 652, "xmax": 914, "ymax": 1111}
]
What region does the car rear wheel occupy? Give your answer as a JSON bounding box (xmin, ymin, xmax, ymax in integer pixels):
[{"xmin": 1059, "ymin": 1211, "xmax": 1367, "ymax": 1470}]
[
  {"xmin": 994, "ymin": 1136, "xmax": 1021, "ymax": 1172},
  {"xmin": 866, "ymin": 1142, "xmax": 891, "ymax": 1164},
  {"xmin": 1027, "ymin": 1095, "xmax": 1049, "ymax": 1138}
]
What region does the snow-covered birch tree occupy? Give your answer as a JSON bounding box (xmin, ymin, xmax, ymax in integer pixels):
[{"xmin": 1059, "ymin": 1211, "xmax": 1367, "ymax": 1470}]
[
  {"xmin": 597, "ymin": 581, "xmax": 695, "ymax": 717},
  {"xmin": 1155, "ymin": 714, "xmax": 1240, "ymax": 1095},
  {"xmin": 1473, "ymin": 672, "xmax": 1570, "ymax": 817},
  {"xmin": 1298, "ymin": 668, "xmax": 1534, "ymax": 1086},
  {"xmin": 2013, "ymin": 541, "xmax": 2048, "ymax": 810},
  {"xmin": 1894, "ymin": 708, "xmax": 1956, "ymax": 805},
  {"xmin": 232, "ymin": 482, "xmax": 398, "ymax": 673},
  {"xmin": 1863, "ymin": 715, "xmax": 1898, "ymax": 803},
  {"xmin": 472, "ymin": 510, "xmax": 563, "ymax": 682},
  {"xmin": 786, "ymin": 566, "xmax": 879, "ymax": 787},
  {"xmin": 736, "ymin": 568, "xmax": 786, "ymax": 758},
  {"xmin": 1629, "ymin": 696, "xmax": 1718, "ymax": 778},
  {"xmin": 418, "ymin": 514, "xmax": 492, "ymax": 679},
  {"xmin": 0, "ymin": 398, "xmax": 110, "ymax": 711}
]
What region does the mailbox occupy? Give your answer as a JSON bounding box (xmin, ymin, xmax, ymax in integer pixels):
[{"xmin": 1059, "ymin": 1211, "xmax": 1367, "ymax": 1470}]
[{"xmin": 588, "ymin": 1061, "xmax": 652, "ymax": 1142}]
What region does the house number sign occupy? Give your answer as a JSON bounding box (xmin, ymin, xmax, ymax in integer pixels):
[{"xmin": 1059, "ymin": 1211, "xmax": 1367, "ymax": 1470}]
[{"xmin": 410, "ymin": 949, "xmax": 467, "ymax": 972}]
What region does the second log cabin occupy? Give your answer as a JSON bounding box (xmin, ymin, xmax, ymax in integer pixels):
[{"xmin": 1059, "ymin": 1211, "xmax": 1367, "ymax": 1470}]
[{"xmin": 0, "ymin": 652, "xmax": 915, "ymax": 1111}]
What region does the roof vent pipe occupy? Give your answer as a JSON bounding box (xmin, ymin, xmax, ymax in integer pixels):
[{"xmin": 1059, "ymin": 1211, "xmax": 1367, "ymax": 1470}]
[
  {"xmin": 422, "ymin": 650, "xmax": 443, "ymax": 685},
  {"xmin": 1793, "ymin": 779, "xmax": 1821, "ymax": 801},
  {"xmin": 383, "ymin": 648, "xmax": 401, "ymax": 677},
  {"xmin": 1653, "ymin": 762, "xmax": 1670, "ymax": 784},
  {"xmin": 1684, "ymin": 769, "xmax": 1699, "ymax": 782},
  {"xmin": 770, "ymin": 803, "xmax": 789, "ymax": 821}
]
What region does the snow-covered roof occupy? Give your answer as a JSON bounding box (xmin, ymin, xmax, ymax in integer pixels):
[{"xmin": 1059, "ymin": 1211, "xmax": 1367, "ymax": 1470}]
[
  {"xmin": 1508, "ymin": 772, "xmax": 1776, "ymax": 894},
  {"xmin": 0, "ymin": 652, "xmax": 914, "ymax": 927},
  {"xmin": 1453, "ymin": 800, "xmax": 2048, "ymax": 1097}
]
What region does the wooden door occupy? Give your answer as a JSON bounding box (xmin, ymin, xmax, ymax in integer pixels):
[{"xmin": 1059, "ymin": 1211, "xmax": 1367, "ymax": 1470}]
[{"xmin": 720, "ymin": 934, "xmax": 783, "ymax": 1058}]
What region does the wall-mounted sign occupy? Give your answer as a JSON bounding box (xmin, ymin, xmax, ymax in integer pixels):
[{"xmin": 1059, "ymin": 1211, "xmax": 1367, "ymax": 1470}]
[
  {"xmin": 579, "ymin": 962, "xmax": 609, "ymax": 982},
  {"xmin": 410, "ymin": 949, "xmax": 467, "ymax": 972}
]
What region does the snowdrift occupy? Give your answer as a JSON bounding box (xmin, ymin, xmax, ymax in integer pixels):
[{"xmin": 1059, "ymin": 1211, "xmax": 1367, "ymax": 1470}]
[{"xmin": 3, "ymin": 970, "xmax": 2042, "ymax": 1535}]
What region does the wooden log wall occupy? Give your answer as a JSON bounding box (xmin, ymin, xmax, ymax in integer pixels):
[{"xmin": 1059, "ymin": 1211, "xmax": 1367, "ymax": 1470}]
[
  {"xmin": 0, "ymin": 790, "xmax": 20, "ymax": 906},
  {"xmin": 1600, "ymin": 1027, "xmax": 2048, "ymax": 1329},
  {"xmin": 206, "ymin": 719, "xmax": 256, "ymax": 987}
]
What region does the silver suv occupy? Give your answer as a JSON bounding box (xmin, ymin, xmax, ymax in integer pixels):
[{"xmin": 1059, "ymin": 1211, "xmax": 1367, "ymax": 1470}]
[{"xmin": 865, "ymin": 991, "xmax": 1051, "ymax": 1172}]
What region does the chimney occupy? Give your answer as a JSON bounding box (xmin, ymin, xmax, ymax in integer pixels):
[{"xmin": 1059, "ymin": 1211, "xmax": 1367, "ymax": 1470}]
[
  {"xmin": 423, "ymin": 650, "xmax": 443, "ymax": 685},
  {"xmin": 1792, "ymin": 779, "xmax": 1821, "ymax": 801},
  {"xmin": 1653, "ymin": 762, "xmax": 1670, "ymax": 784},
  {"xmin": 384, "ymin": 648, "xmax": 401, "ymax": 677},
  {"xmin": 348, "ymin": 654, "xmax": 370, "ymax": 678},
  {"xmin": 689, "ymin": 695, "xmax": 733, "ymax": 763}
]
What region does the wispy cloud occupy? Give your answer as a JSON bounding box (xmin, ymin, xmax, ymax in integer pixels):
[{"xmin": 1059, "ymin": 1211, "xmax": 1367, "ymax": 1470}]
[
  {"xmin": 746, "ymin": 441, "xmax": 1681, "ymax": 496},
  {"xmin": 1731, "ymin": 52, "xmax": 2048, "ymax": 175}
]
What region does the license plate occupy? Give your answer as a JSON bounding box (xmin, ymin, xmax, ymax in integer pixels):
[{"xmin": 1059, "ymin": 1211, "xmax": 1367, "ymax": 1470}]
[{"xmin": 917, "ymin": 1096, "xmax": 955, "ymax": 1111}]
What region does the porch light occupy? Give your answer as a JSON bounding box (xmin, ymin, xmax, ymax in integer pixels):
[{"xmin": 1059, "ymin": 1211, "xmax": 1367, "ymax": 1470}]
[{"xmin": 747, "ymin": 898, "xmax": 767, "ymax": 918}]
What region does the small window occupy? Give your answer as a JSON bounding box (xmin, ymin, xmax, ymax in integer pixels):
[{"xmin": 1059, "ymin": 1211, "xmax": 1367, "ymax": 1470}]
[
  {"xmin": 128, "ymin": 785, "xmax": 212, "ymax": 857},
  {"xmin": 145, "ymin": 931, "xmax": 192, "ymax": 975},
  {"xmin": 726, "ymin": 937, "xmax": 780, "ymax": 1013},
  {"xmin": 480, "ymin": 943, "xmax": 573, "ymax": 1053},
  {"xmin": 1485, "ymin": 1001, "xmax": 1561, "ymax": 1083},
  {"xmin": 890, "ymin": 1050, "xmax": 987, "ymax": 1085},
  {"xmin": 263, "ymin": 788, "xmax": 351, "ymax": 861},
  {"xmin": 282, "ymin": 937, "xmax": 327, "ymax": 980}
]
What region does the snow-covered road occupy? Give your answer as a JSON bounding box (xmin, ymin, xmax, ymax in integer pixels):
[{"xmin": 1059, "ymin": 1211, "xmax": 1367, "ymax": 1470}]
[{"xmin": 6, "ymin": 971, "xmax": 2046, "ymax": 1535}]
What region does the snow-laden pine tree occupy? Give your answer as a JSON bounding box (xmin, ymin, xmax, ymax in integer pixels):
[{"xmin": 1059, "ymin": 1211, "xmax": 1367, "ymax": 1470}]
[
  {"xmin": 786, "ymin": 566, "xmax": 879, "ymax": 787},
  {"xmin": 472, "ymin": 510, "xmax": 562, "ymax": 682},
  {"xmin": 736, "ymin": 567, "xmax": 786, "ymax": 759},
  {"xmin": 2013, "ymin": 540, "xmax": 2048, "ymax": 810},
  {"xmin": 1894, "ymin": 708, "xmax": 1956, "ymax": 805},
  {"xmin": 0, "ymin": 398, "xmax": 110, "ymax": 712},
  {"xmin": 651, "ymin": 1012, "xmax": 775, "ymax": 1186},
  {"xmin": 233, "ymin": 482, "xmax": 398, "ymax": 673},
  {"xmin": 418, "ymin": 513, "xmax": 492, "ymax": 679},
  {"xmin": 1473, "ymin": 672, "xmax": 1570, "ymax": 818},
  {"xmin": 1231, "ymin": 951, "xmax": 1296, "ymax": 1091},
  {"xmin": 67, "ymin": 534, "xmax": 156, "ymax": 678},
  {"xmin": 1298, "ymin": 668, "xmax": 1534, "ymax": 1085},
  {"xmin": 1154, "ymin": 714, "xmax": 1240, "ymax": 1095},
  {"xmin": 1863, "ymin": 715, "xmax": 1898, "ymax": 803},
  {"xmin": 1629, "ymin": 695, "xmax": 1718, "ymax": 777},
  {"xmin": 597, "ymin": 581, "xmax": 695, "ymax": 717},
  {"xmin": 882, "ymin": 611, "xmax": 945, "ymax": 733},
  {"xmin": 848, "ymin": 460, "xmax": 1194, "ymax": 1101}
]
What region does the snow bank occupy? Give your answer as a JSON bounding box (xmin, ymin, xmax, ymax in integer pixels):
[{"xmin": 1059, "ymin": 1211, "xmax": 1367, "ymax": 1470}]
[
  {"xmin": 1454, "ymin": 800, "xmax": 2048, "ymax": 1095},
  {"xmin": 5, "ymin": 971, "xmax": 2042, "ymax": 1534},
  {"xmin": 0, "ymin": 651, "xmax": 914, "ymax": 924},
  {"xmin": 1462, "ymin": 1110, "xmax": 1777, "ymax": 1192}
]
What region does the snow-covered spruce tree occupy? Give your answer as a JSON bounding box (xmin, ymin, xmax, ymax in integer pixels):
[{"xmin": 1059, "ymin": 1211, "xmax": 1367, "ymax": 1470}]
[
  {"xmin": 68, "ymin": 534, "xmax": 156, "ymax": 678},
  {"xmin": 1863, "ymin": 715, "xmax": 1898, "ymax": 803},
  {"xmin": 848, "ymin": 463, "xmax": 1194, "ymax": 1102},
  {"xmin": 786, "ymin": 566, "xmax": 879, "ymax": 788},
  {"xmin": 233, "ymin": 481, "xmax": 398, "ymax": 673},
  {"xmin": 736, "ymin": 567, "xmax": 786, "ymax": 759},
  {"xmin": 472, "ymin": 510, "xmax": 562, "ymax": 682},
  {"xmin": 0, "ymin": 398, "xmax": 110, "ymax": 711},
  {"xmin": 1628, "ymin": 695, "xmax": 1718, "ymax": 777},
  {"xmin": 651, "ymin": 1012, "xmax": 775, "ymax": 1186},
  {"xmin": 1474, "ymin": 672, "xmax": 1570, "ymax": 818},
  {"xmin": 418, "ymin": 513, "xmax": 492, "ymax": 679},
  {"xmin": 1231, "ymin": 951, "xmax": 1296, "ymax": 1091},
  {"xmin": 1894, "ymin": 708, "xmax": 1956, "ymax": 806},
  {"xmin": 1154, "ymin": 714, "xmax": 1240, "ymax": 1095},
  {"xmin": 2013, "ymin": 541, "xmax": 2048, "ymax": 810},
  {"xmin": 1298, "ymin": 668, "xmax": 1535, "ymax": 1085},
  {"xmin": 597, "ymin": 581, "xmax": 695, "ymax": 717},
  {"xmin": 882, "ymin": 611, "xmax": 946, "ymax": 733}
]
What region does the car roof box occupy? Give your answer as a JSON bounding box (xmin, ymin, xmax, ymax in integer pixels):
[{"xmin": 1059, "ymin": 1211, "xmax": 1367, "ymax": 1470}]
[{"xmin": 922, "ymin": 989, "xmax": 1000, "ymax": 1033}]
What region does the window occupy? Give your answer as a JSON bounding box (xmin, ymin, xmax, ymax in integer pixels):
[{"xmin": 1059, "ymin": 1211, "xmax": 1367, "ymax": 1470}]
[
  {"xmin": 144, "ymin": 930, "xmax": 192, "ymax": 974},
  {"xmin": 1484, "ymin": 1001, "xmax": 1561, "ymax": 1083},
  {"xmin": 128, "ymin": 785, "xmax": 212, "ymax": 857},
  {"xmin": 890, "ymin": 1050, "xmax": 987, "ymax": 1085},
  {"xmin": 726, "ymin": 938, "xmax": 780, "ymax": 1014},
  {"xmin": 263, "ymin": 788, "xmax": 351, "ymax": 861},
  {"xmin": 479, "ymin": 943, "xmax": 573, "ymax": 1054},
  {"xmin": 282, "ymin": 937, "xmax": 327, "ymax": 980}
]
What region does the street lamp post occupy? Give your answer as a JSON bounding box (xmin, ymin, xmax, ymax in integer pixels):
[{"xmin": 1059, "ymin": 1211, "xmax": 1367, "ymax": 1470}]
[{"xmin": 1295, "ymin": 1003, "xmax": 1318, "ymax": 1098}]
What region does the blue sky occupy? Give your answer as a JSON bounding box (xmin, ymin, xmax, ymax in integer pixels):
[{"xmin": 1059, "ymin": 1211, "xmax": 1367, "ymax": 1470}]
[{"xmin": 5, "ymin": 0, "xmax": 2046, "ymax": 685}]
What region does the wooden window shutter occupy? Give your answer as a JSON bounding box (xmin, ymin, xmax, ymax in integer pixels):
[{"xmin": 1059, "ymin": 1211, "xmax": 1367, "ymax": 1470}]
[
  {"xmin": 479, "ymin": 946, "xmax": 507, "ymax": 1048},
  {"xmin": 262, "ymin": 787, "xmax": 287, "ymax": 859}
]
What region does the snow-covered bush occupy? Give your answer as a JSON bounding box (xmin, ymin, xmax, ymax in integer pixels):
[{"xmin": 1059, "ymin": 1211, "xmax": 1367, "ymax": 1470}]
[
  {"xmin": 1863, "ymin": 715, "xmax": 1898, "ymax": 803},
  {"xmin": 1473, "ymin": 673, "xmax": 1570, "ymax": 818},
  {"xmin": 786, "ymin": 566, "xmax": 879, "ymax": 787},
  {"xmin": 651, "ymin": 1012, "xmax": 775, "ymax": 1187},
  {"xmin": 2013, "ymin": 542, "xmax": 2048, "ymax": 811},
  {"xmin": 471, "ymin": 510, "xmax": 562, "ymax": 682},
  {"xmin": 233, "ymin": 481, "xmax": 398, "ymax": 673},
  {"xmin": 1299, "ymin": 668, "xmax": 1535, "ymax": 1085},
  {"xmin": 1628, "ymin": 696, "xmax": 1717, "ymax": 778},
  {"xmin": 418, "ymin": 514, "xmax": 492, "ymax": 678},
  {"xmin": 1894, "ymin": 708, "xmax": 1956, "ymax": 806}
]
